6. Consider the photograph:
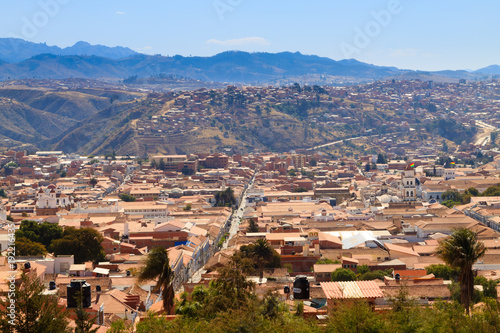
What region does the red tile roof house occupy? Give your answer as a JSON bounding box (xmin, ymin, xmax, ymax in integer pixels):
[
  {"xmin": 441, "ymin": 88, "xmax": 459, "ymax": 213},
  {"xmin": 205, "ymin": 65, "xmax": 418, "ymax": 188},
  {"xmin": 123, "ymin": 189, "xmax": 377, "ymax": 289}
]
[{"xmin": 320, "ymin": 280, "xmax": 384, "ymax": 308}]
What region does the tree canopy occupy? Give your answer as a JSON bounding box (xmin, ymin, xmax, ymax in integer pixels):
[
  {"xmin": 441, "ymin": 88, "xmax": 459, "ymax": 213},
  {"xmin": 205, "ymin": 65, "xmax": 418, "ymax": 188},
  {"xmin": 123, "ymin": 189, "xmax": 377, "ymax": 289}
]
[
  {"xmin": 331, "ymin": 268, "xmax": 357, "ymax": 281},
  {"xmin": 214, "ymin": 187, "xmax": 236, "ymax": 207},
  {"xmin": 247, "ymin": 219, "xmax": 259, "ymax": 233},
  {"xmin": 50, "ymin": 227, "xmax": 105, "ymax": 264},
  {"xmin": 16, "ymin": 220, "xmax": 63, "ymax": 248},
  {"xmin": 16, "ymin": 237, "xmax": 47, "ymax": 256},
  {"xmin": 426, "ymin": 264, "xmax": 459, "ymax": 281},
  {"xmin": 14, "ymin": 221, "xmax": 105, "ymax": 263},
  {"xmin": 376, "ymin": 153, "xmax": 387, "ymax": 164},
  {"xmin": 119, "ymin": 193, "xmax": 136, "ymax": 202},
  {"xmin": 235, "ymin": 239, "xmax": 281, "ymax": 279}
]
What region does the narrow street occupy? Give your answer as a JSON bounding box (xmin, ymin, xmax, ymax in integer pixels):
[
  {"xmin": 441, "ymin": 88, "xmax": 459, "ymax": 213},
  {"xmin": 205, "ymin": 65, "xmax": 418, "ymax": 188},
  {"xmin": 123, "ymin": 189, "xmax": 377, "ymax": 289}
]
[
  {"xmin": 223, "ymin": 172, "xmax": 255, "ymax": 248},
  {"xmin": 188, "ymin": 171, "xmax": 255, "ymax": 283}
]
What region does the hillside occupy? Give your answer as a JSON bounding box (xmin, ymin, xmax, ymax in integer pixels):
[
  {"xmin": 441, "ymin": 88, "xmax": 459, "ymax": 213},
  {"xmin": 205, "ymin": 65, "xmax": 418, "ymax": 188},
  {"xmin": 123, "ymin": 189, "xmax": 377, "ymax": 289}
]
[
  {"xmin": 0, "ymin": 97, "xmax": 76, "ymax": 142},
  {"xmin": 0, "ymin": 79, "xmax": 494, "ymax": 157},
  {"xmin": 0, "ymin": 82, "xmax": 143, "ymax": 147},
  {"xmin": 475, "ymin": 65, "xmax": 500, "ymax": 75},
  {"xmin": 0, "ymin": 88, "xmax": 115, "ymax": 120}
]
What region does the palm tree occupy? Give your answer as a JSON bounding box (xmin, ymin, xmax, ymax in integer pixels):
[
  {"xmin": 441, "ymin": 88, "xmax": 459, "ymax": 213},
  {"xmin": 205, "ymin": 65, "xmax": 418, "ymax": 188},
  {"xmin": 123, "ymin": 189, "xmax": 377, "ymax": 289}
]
[
  {"xmin": 137, "ymin": 247, "xmax": 175, "ymax": 314},
  {"xmin": 437, "ymin": 228, "xmax": 486, "ymax": 315},
  {"xmin": 252, "ymin": 238, "xmax": 276, "ymax": 280}
]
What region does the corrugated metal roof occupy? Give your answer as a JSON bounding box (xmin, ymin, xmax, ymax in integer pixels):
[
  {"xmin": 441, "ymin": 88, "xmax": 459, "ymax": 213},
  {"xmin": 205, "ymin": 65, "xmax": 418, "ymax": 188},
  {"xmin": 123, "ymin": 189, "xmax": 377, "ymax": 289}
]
[
  {"xmin": 320, "ymin": 281, "xmax": 383, "ymax": 299},
  {"xmin": 93, "ymin": 267, "xmax": 110, "ymax": 275}
]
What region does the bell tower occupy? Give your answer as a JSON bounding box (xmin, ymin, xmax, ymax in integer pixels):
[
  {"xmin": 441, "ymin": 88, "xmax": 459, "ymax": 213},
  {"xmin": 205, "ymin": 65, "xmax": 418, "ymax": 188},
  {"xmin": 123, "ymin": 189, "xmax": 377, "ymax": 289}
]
[{"xmin": 402, "ymin": 164, "xmax": 416, "ymax": 202}]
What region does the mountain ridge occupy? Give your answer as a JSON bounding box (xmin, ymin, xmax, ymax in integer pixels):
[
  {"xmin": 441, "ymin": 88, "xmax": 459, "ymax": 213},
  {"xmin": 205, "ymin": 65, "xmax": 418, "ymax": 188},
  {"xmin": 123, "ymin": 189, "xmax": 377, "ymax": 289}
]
[
  {"xmin": 0, "ymin": 38, "xmax": 497, "ymax": 84},
  {"xmin": 0, "ymin": 38, "xmax": 137, "ymax": 63},
  {"xmin": 0, "ymin": 49, "xmax": 409, "ymax": 83}
]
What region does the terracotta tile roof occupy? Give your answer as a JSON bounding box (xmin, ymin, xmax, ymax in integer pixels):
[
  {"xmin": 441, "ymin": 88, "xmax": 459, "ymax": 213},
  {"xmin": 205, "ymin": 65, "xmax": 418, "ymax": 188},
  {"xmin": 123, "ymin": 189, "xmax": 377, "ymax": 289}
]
[
  {"xmin": 318, "ymin": 232, "xmax": 342, "ymax": 245},
  {"xmin": 481, "ymin": 239, "xmax": 500, "ymax": 249},
  {"xmin": 91, "ymin": 289, "xmax": 139, "ymax": 314},
  {"xmin": 313, "ymin": 264, "xmax": 342, "ymax": 273},
  {"xmin": 320, "ymin": 281, "xmax": 383, "ymax": 299},
  {"xmin": 341, "ymin": 257, "xmax": 359, "ymax": 264},
  {"xmin": 385, "ymin": 243, "xmax": 420, "ymax": 257},
  {"xmin": 412, "ymin": 245, "xmax": 438, "ymax": 255},
  {"xmin": 266, "ymin": 232, "xmax": 305, "ymax": 241},
  {"xmin": 393, "ymin": 269, "xmax": 428, "ymax": 279},
  {"xmin": 398, "ymin": 256, "xmax": 444, "ymax": 269}
]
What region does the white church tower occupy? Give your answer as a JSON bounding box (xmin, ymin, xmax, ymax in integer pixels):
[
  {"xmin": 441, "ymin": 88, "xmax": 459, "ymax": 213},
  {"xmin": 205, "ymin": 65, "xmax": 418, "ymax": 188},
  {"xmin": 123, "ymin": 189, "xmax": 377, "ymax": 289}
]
[{"xmin": 402, "ymin": 164, "xmax": 416, "ymax": 202}]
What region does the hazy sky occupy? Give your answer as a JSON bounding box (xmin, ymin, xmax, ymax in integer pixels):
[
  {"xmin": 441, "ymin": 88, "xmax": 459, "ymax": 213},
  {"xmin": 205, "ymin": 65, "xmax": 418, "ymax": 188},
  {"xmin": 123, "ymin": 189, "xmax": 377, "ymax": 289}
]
[{"xmin": 1, "ymin": 0, "xmax": 498, "ymax": 71}]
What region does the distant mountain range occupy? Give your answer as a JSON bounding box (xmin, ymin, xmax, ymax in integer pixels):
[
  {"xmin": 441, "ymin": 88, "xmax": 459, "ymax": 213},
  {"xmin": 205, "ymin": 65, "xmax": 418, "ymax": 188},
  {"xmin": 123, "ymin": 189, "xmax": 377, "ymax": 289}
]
[
  {"xmin": 0, "ymin": 38, "xmax": 497, "ymax": 84},
  {"xmin": 0, "ymin": 38, "xmax": 137, "ymax": 63}
]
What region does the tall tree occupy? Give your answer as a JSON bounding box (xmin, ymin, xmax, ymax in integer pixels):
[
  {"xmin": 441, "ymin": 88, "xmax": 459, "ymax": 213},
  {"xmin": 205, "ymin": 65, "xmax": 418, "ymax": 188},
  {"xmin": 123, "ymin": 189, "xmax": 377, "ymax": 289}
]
[
  {"xmin": 247, "ymin": 219, "xmax": 259, "ymax": 233},
  {"xmin": 74, "ymin": 292, "xmax": 98, "ymax": 333},
  {"xmin": 251, "ymin": 238, "xmax": 276, "ymax": 279},
  {"xmin": 158, "ymin": 158, "xmax": 166, "ymax": 171},
  {"xmin": 137, "ymin": 247, "xmax": 175, "ymax": 314},
  {"xmin": 210, "ymin": 260, "xmax": 255, "ymax": 313},
  {"xmin": 0, "ymin": 273, "xmax": 71, "ymax": 333},
  {"xmin": 376, "ymin": 153, "xmax": 387, "ymax": 164},
  {"xmin": 437, "ymin": 228, "xmax": 486, "ymax": 315}
]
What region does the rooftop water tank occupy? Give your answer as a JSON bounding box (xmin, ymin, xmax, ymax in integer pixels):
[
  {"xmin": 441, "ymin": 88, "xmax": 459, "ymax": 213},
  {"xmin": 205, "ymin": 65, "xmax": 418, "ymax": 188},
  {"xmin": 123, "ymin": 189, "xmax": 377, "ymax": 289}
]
[
  {"xmin": 293, "ymin": 275, "xmax": 310, "ymax": 300},
  {"xmin": 67, "ymin": 280, "xmax": 91, "ymax": 308}
]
